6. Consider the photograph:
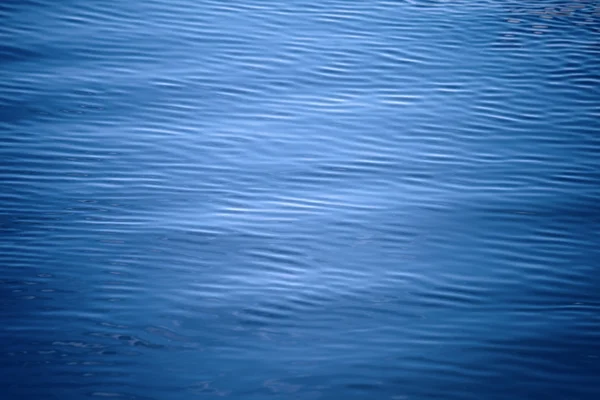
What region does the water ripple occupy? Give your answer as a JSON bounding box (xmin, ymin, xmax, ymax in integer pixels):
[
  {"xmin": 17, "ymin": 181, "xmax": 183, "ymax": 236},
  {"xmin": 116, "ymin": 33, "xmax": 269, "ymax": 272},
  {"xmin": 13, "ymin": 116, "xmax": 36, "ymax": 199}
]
[{"xmin": 2, "ymin": 0, "xmax": 600, "ymax": 399}]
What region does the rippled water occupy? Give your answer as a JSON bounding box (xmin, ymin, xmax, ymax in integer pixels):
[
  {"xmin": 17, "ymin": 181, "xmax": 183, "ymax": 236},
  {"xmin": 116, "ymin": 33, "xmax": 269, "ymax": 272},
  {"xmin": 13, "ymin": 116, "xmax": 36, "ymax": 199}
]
[{"xmin": 2, "ymin": 0, "xmax": 600, "ymax": 399}]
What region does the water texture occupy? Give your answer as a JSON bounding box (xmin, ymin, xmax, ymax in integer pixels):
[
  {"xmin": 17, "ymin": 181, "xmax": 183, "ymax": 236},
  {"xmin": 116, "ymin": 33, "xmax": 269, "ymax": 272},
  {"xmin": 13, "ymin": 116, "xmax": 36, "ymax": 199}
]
[{"xmin": 1, "ymin": 0, "xmax": 600, "ymax": 399}]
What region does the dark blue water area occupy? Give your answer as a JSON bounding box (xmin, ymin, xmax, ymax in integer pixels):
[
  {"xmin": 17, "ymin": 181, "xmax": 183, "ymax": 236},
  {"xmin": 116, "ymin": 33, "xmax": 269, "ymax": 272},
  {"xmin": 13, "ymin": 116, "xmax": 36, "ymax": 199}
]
[{"xmin": 1, "ymin": 0, "xmax": 600, "ymax": 399}]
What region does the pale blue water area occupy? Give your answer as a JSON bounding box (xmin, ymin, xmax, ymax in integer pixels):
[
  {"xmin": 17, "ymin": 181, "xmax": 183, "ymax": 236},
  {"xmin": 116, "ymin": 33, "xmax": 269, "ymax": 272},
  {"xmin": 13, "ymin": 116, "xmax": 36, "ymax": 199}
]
[{"xmin": 1, "ymin": 1, "xmax": 600, "ymax": 399}]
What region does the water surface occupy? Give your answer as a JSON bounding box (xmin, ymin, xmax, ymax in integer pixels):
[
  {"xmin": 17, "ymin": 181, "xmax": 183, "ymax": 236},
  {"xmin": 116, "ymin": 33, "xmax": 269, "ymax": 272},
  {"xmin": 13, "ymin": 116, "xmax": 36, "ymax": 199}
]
[{"xmin": 2, "ymin": 1, "xmax": 600, "ymax": 399}]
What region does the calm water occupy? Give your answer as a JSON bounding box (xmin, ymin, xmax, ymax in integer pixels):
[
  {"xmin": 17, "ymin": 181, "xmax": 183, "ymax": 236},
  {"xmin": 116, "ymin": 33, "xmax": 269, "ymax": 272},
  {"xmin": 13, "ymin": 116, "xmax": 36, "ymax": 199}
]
[{"xmin": 2, "ymin": 1, "xmax": 600, "ymax": 399}]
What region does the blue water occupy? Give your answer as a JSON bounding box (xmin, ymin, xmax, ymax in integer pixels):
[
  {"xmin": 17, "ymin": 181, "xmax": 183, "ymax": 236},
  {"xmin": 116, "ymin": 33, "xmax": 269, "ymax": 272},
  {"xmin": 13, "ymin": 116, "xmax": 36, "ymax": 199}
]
[{"xmin": 2, "ymin": 0, "xmax": 600, "ymax": 399}]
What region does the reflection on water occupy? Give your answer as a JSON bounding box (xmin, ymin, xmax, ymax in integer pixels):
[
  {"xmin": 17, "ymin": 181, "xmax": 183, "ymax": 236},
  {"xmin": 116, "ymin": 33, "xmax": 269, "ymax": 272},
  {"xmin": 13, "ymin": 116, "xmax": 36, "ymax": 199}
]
[{"xmin": 1, "ymin": 0, "xmax": 600, "ymax": 399}]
